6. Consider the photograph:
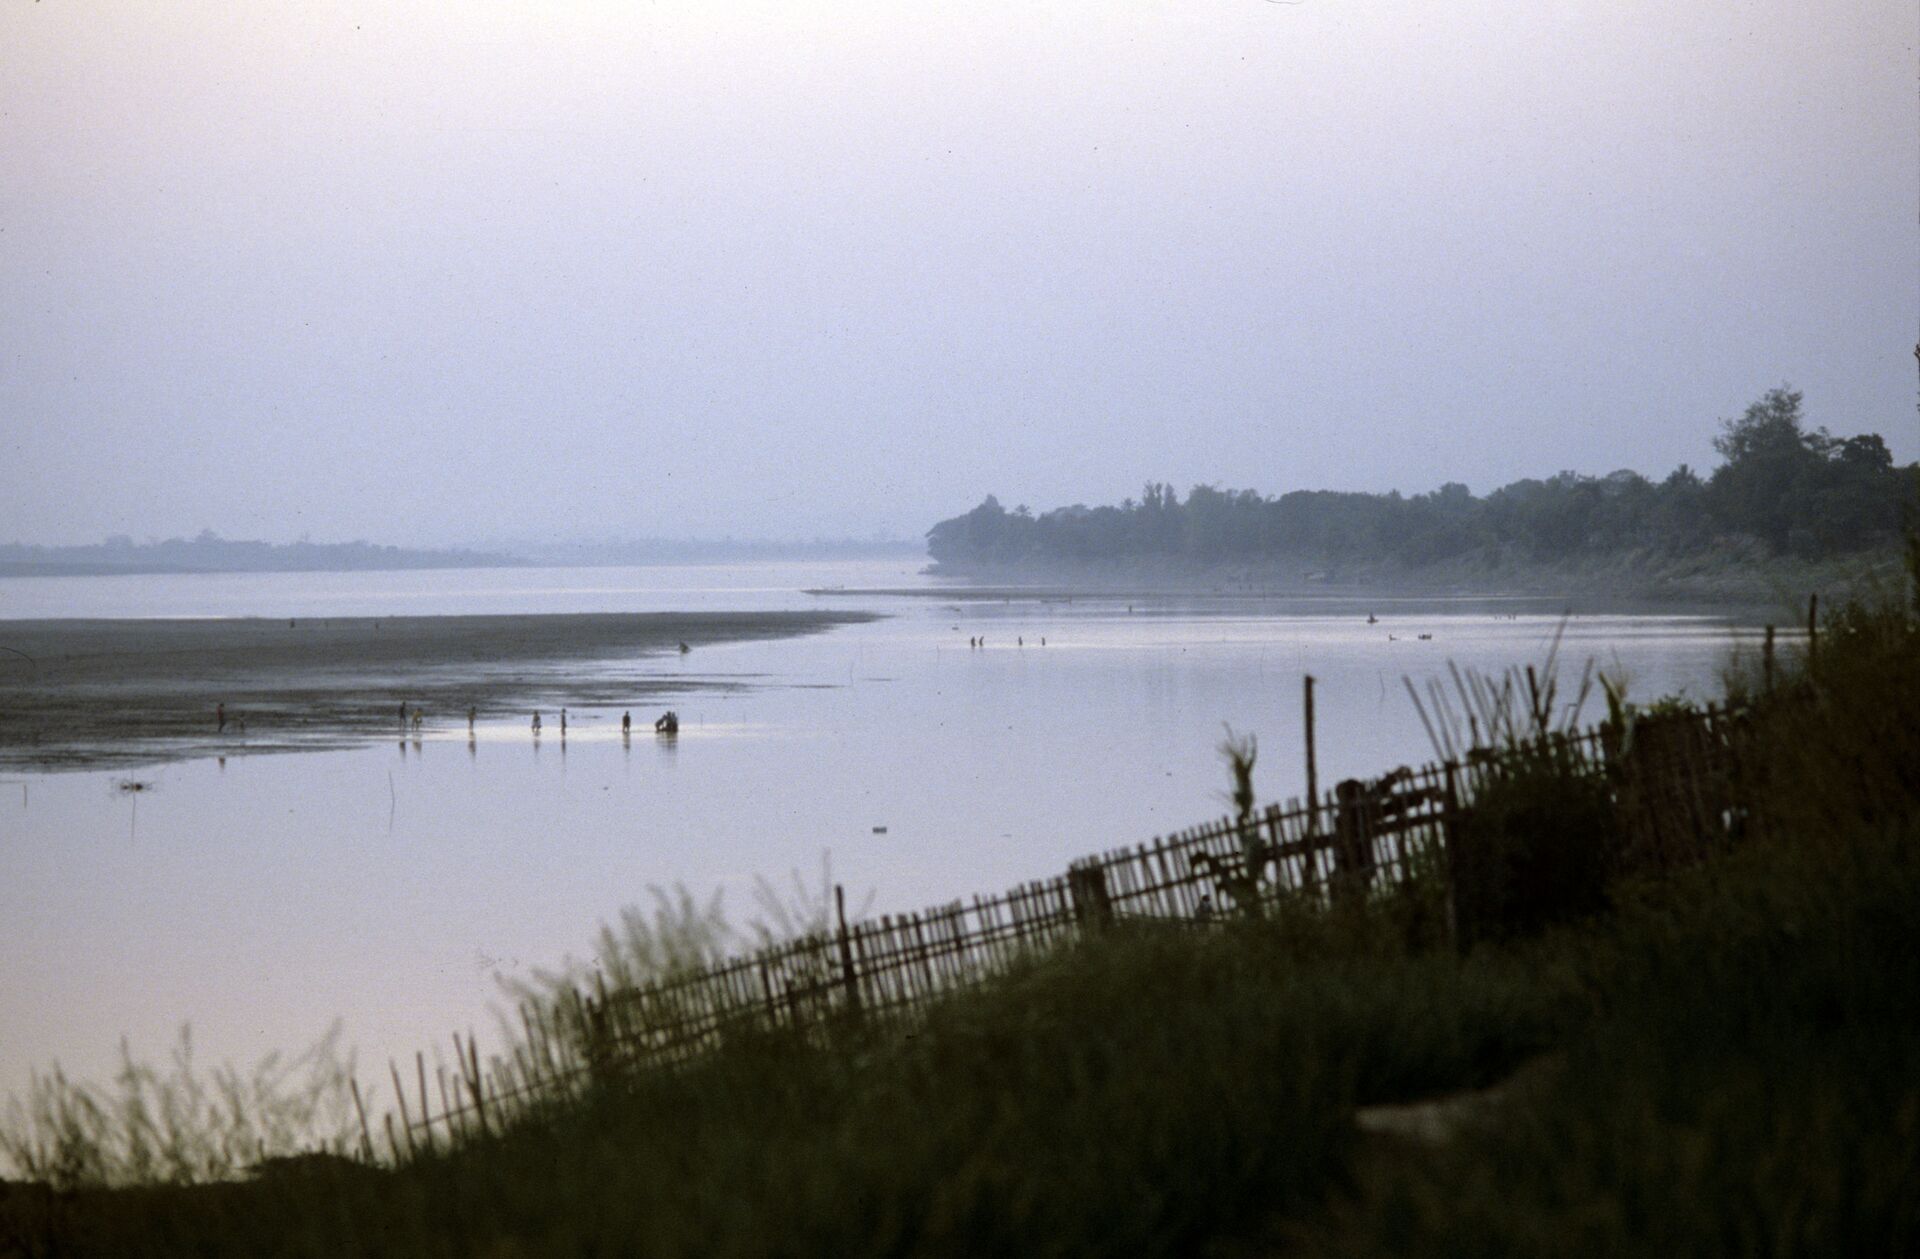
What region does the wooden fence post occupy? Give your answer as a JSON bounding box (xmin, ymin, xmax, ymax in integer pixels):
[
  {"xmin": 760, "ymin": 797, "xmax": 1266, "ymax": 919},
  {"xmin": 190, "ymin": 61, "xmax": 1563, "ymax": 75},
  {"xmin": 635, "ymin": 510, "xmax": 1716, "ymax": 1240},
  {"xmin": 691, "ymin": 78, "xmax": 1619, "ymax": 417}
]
[
  {"xmin": 835, "ymin": 884, "xmax": 862, "ymax": 1018},
  {"xmin": 1332, "ymin": 777, "xmax": 1376, "ymax": 905},
  {"xmin": 1441, "ymin": 760, "xmax": 1464, "ymax": 950},
  {"xmin": 1067, "ymin": 861, "xmax": 1115, "ymax": 933},
  {"xmin": 1304, "ymin": 675, "xmax": 1318, "ymax": 833},
  {"xmin": 1807, "ymin": 593, "xmax": 1819, "ymax": 671},
  {"xmin": 758, "ymin": 960, "xmax": 780, "ymax": 1029}
]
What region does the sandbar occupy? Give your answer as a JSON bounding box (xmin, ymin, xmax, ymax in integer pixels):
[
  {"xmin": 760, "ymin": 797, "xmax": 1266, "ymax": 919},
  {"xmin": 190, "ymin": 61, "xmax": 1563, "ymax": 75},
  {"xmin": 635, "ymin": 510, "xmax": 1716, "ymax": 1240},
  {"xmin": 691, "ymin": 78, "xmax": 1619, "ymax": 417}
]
[{"xmin": 0, "ymin": 611, "xmax": 875, "ymax": 771}]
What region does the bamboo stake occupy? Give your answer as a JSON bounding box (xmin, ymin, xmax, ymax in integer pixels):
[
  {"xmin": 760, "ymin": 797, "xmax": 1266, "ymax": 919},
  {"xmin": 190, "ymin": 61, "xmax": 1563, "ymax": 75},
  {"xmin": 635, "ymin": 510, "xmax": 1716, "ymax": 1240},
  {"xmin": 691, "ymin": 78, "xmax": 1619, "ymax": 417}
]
[
  {"xmin": 436, "ymin": 1066, "xmax": 453, "ymax": 1141},
  {"xmin": 467, "ymin": 1031, "xmax": 489, "ymax": 1138},
  {"xmin": 835, "ymin": 884, "xmax": 861, "ymax": 1017},
  {"xmin": 390, "ymin": 1061, "xmax": 418, "ymax": 1160},
  {"xmin": 349, "ymin": 1076, "xmax": 375, "ymax": 1164},
  {"xmin": 417, "ymin": 1053, "xmax": 435, "ymax": 1154},
  {"xmin": 1303, "ymin": 674, "xmax": 1318, "ymax": 832},
  {"xmin": 1807, "ymin": 593, "xmax": 1819, "ymax": 670}
]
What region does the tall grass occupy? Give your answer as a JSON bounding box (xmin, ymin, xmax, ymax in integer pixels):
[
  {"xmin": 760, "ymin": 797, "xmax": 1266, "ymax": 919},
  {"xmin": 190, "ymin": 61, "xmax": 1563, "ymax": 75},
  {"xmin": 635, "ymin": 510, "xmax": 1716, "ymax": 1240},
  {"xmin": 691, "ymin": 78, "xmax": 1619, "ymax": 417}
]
[
  {"xmin": 0, "ymin": 1026, "xmax": 358, "ymax": 1190},
  {"xmin": 1305, "ymin": 815, "xmax": 1920, "ymax": 1257},
  {"xmin": 1402, "ymin": 620, "xmax": 1598, "ymax": 762},
  {"xmin": 2, "ymin": 919, "xmax": 1557, "ymax": 1258},
  {"xmin": 1297, "ymin": 578, "xmax": 1920, "ymax": 1256},
  {"xmin": 490, "ymin": 860, "xmax": 875, "ymax": 1083}
]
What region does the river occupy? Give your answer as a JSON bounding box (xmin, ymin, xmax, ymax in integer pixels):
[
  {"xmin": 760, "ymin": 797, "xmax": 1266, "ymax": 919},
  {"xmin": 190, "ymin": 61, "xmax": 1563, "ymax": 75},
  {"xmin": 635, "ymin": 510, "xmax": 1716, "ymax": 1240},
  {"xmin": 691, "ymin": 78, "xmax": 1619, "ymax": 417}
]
[{"xmin": 0, "ymin": 561, "xmax": 1772, "ymax": 1104}]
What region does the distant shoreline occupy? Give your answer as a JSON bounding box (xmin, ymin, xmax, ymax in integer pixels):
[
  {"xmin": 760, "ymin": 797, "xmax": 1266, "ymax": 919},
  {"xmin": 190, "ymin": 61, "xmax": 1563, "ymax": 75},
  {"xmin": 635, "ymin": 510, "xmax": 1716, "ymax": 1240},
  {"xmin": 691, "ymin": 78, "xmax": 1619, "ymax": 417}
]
[
  {"xmin": 916, "ymin": 547, "xmax": 1904, "ymax": 610},
  {"xmin": 0, "ymin": 543, "xmax": 922, "ymax": 580},
  {"xmin": 0, "ymin": 559, "xmax": 517, "ymax": 579},
  {"xmin": 0, "ymin": 611, "xmax": 877, "ymax": 772}
]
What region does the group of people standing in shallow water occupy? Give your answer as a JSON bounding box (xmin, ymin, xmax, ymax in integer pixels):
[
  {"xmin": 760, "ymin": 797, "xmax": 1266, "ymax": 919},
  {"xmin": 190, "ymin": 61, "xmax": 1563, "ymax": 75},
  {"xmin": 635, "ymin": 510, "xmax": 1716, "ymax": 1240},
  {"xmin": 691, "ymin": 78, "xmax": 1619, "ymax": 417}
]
[
  {"xmin": 375, "ymin": 700, "xmax": 682, "ymax": 741},
  {"xmin": 211, "ymin": 699, "xmax": 682, "ymax": 743},
  {"xmin": 965, "ymin": 635, "xmax": 1045, "ymax": 648},
  {"xmin": 522, "ymin": 706, "xmax": 679, "ymax": 738},
  {"xmin": 526, "ymin": 707, "xmax": 678, "ymax": 737}
]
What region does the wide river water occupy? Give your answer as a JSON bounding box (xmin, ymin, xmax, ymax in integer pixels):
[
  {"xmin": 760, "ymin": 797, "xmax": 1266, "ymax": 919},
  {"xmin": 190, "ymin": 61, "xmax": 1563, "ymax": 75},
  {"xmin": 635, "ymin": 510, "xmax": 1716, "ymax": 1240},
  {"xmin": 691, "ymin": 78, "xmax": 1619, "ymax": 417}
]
[{"xmin": 0, "ymin": 561, "xmax": 1774, "ymax": 1107}]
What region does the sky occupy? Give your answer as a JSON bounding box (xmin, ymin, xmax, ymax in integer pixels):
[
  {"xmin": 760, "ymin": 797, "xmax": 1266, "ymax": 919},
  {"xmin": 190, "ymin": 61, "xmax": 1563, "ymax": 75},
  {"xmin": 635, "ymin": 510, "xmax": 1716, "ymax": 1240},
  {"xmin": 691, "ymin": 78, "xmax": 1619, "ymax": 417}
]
[{"xmin": 2, "ymin": 0, "xmax": 1916, "ymax": 546}]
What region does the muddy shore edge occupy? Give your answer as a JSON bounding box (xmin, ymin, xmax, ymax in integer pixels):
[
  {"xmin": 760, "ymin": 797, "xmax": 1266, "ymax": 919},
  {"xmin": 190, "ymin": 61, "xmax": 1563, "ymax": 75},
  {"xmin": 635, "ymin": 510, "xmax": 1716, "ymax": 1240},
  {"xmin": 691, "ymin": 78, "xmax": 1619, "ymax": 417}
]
[{"xmin": 0, "ymin": 611, "xmax": 878, "ymax": 772}]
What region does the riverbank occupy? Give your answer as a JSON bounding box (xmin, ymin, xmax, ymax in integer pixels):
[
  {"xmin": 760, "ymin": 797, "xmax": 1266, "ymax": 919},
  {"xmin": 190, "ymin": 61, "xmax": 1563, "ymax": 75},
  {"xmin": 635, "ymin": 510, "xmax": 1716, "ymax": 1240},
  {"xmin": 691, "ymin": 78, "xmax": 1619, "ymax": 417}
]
[
  {"xmin": 0, "ymin": 611, "xmax": 877, "ymax": 771},
  {"xmin": 923, "ymin": 543, "xmax": 1903, "ymax": 609}
]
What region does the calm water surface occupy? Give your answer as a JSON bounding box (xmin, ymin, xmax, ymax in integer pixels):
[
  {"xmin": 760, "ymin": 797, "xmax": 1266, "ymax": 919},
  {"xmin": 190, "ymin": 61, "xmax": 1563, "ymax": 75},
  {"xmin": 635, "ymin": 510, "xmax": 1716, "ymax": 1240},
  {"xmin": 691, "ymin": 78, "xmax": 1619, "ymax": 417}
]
[{"xmin": 0, "ymin": 563, "xmax": 1765, "ymax": 1102}]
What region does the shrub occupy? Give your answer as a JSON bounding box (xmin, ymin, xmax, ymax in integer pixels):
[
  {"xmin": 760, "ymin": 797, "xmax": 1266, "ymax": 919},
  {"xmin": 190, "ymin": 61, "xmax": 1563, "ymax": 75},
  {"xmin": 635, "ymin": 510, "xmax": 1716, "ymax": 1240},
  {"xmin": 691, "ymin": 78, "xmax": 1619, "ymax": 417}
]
[{"xmin": 1450, "ymin": 748, "xmax": 1616, "ymax": 947}]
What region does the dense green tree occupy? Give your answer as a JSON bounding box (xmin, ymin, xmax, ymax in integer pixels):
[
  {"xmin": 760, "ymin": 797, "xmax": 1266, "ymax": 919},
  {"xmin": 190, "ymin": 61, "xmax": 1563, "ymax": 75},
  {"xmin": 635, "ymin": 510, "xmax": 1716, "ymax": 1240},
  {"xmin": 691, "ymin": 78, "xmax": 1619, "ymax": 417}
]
[{"xmin": 1706, "ymin": 387, "xmax": 1821, "ymax": 552}]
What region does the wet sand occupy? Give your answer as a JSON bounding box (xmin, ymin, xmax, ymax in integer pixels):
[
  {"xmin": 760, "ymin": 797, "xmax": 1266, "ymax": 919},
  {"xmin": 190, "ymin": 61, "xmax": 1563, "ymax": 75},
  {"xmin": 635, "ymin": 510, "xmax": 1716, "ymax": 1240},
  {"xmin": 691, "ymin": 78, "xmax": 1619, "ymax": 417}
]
[{"xmin": 0, "ymin": 611, "xmax": 876, "ymax": 771}]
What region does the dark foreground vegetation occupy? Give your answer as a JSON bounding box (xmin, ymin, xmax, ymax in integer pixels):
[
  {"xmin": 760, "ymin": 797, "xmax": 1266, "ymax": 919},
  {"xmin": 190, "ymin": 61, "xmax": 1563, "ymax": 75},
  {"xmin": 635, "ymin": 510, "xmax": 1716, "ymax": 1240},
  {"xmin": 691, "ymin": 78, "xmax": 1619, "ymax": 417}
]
[
  {"xmin": 4, "ymin": 564, "xmax": 1918, "ymax": 1255},
  {"xmin": 928, "ymin": 388, "xmax": 1911, "ymax": 580}
]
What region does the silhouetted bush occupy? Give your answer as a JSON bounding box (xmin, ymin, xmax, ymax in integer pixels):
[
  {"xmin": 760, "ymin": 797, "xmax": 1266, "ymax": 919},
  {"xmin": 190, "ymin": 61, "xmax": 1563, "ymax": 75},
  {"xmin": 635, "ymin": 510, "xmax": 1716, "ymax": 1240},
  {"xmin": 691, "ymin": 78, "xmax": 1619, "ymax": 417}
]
[{"xmin": 1450, "ymin": 749, "xmax": 1616, "ymax": 947}]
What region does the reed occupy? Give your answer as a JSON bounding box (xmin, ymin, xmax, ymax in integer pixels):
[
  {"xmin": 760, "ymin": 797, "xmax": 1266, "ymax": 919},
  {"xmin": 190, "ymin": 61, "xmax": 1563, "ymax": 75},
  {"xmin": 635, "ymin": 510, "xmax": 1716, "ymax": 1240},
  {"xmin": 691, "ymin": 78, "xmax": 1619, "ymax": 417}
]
[{"xmin": 0, "ymin": 1025, "xmax": 358, "ymax": 1190}]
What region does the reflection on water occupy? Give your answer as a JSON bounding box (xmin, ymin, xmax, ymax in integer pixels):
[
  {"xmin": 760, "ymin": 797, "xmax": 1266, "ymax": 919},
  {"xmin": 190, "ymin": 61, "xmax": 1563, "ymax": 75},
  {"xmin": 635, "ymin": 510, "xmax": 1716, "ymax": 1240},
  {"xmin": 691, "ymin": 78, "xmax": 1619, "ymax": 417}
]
[{"xmin": 0, "ymin": 564, "xmax": 1769, "ymax": 1103}]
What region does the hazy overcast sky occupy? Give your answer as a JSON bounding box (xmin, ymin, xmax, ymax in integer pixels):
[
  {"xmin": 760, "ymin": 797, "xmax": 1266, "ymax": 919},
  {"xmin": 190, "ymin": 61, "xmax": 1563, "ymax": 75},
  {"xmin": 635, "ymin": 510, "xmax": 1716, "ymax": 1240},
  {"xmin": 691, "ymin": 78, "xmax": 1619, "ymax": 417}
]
[{"xmin": 2, "ymin": 1, "xmax": 1915, "ymax": 545}]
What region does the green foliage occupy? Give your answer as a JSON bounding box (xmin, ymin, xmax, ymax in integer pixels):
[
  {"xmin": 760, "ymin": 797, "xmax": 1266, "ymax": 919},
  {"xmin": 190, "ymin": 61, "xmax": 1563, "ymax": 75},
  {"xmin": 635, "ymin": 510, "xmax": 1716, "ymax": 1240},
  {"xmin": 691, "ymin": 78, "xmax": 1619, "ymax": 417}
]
[{"xmin": 1704, "ymin": 386, "xmax": 1906, "ymax": 555}]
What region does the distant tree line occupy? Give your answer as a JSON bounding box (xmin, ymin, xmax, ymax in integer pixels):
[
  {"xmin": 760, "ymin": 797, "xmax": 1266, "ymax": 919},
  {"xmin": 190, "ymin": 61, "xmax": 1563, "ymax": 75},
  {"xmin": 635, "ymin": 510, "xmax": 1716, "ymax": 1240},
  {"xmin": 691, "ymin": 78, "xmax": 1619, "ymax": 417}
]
[
  {"xmin": 0, "ymin": 531, "xmax": 516, "ymax": 577},
  {"xmin": 926, "ymin": 388, "xmax": 1912, "ymax": 569}
]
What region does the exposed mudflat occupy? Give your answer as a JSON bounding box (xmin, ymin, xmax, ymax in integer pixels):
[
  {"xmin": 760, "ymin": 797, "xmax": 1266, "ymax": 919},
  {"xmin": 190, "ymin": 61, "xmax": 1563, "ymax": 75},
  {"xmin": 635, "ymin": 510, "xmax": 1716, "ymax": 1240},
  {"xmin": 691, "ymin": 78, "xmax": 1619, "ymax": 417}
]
[{"xmin": 0, "ymin": 612, "xmax": 876, "ymax": 771}]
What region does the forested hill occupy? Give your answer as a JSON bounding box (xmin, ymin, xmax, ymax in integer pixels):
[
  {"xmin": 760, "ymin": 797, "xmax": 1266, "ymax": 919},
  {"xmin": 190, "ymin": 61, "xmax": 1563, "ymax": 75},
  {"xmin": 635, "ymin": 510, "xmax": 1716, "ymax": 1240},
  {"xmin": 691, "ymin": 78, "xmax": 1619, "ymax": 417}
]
[
  {"xmin": 927, "ymin": 389, "xmax": 1912, "ymax": 577},
  {"xmin": 0, "ymin": 533, "xmax": 515, "ymax": 578}
]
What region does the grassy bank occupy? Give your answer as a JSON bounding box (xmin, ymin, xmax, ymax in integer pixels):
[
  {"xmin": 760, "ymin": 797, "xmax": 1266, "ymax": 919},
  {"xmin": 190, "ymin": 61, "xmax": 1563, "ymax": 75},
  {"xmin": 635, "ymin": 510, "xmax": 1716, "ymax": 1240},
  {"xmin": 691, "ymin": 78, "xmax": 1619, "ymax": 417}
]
[{"xmin": 4, "ymin": 585, "xmax": 1916, "ymax": 1255}]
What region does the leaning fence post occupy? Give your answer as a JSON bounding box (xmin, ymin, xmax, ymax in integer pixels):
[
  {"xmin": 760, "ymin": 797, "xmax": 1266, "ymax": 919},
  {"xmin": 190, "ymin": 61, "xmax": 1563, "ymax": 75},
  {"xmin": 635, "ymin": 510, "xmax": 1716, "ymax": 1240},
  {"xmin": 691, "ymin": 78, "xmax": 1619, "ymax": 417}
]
[
  {"xmin": 390, "ymin": 1061, "xmax": 418, "ymax": 1161},
  {"xmin": 349, "ymin": 1076, "xmax": 375, "ymax": 1164}
]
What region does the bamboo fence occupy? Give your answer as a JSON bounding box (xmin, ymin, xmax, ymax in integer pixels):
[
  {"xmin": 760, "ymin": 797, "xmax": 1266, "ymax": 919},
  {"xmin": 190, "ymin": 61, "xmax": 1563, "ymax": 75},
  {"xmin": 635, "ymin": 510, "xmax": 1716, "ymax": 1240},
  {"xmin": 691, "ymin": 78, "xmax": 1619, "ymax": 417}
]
[{"xmin": 374, "ymin": 699, "xmax": 1757, "ymax": 1155}]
